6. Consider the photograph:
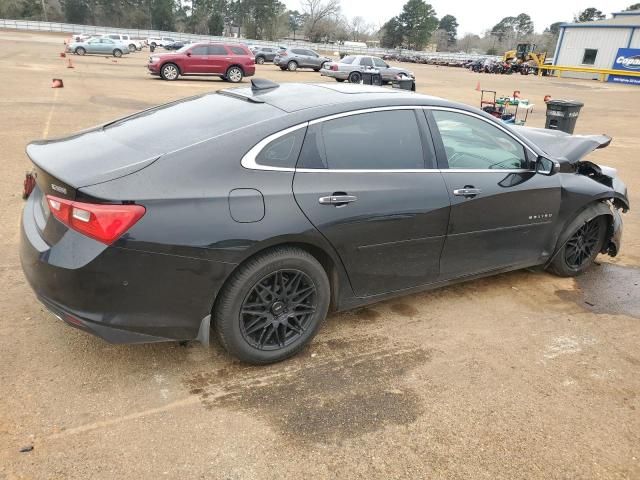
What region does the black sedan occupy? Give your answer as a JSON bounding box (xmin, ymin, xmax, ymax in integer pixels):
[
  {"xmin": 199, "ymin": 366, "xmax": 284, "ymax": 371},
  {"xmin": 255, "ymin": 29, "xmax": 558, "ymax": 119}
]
[{"xmin": 20, "ymin": 80, "xmax": 629, "ymax": 364}]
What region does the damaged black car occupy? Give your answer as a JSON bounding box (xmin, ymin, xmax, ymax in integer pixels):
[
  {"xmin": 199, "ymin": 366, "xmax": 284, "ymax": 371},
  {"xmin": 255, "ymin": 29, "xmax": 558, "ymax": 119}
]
[{"xmin": 20, "ymin": 81, "xmax": 629, "ymax": 364}]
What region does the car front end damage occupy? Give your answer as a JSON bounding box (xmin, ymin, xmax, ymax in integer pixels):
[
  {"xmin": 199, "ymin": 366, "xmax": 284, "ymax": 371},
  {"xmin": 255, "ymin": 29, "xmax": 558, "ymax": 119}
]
[{"xmin": 515, "ymin": 126, "xmax": 629, "ymax": 259}]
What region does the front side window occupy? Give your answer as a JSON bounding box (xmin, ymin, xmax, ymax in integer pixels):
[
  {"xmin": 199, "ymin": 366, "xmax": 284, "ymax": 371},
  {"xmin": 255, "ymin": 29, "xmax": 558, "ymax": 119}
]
[
  {"xmin": 373, "ymin": 57, "xmax": 386, "ymax": 68},
  {"xmin": 582, "ymin": 49, "xmax": 598, "ymax": 65},
  {"xmin": 208, "ymin": 45, "xmax": 228, "ymax": 55},
  {"xmin": 190, "ymin": 46, "xmax": 208, "ymax": 55},
  {"xmin": 255, "ymin": 128, "xmax": 306, "ymax": 168},
  {"xmin": 432, "ymin": 110, "xmax": 528, "ymax": 170},
  {"xmin": 299, "ymin": 110, "xmax": 425, "ymax": 170}
]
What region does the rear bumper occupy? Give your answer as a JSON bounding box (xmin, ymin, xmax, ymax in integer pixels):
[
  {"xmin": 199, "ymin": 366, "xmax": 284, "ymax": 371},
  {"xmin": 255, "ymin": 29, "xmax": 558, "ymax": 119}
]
[
  {"xmin": 320, "ymin": 69, "xmax": 347, "ymax": 80},
  {"xmin": 20, "ymin": 194, "xmax": 236, "ymax": 343},
  {"xmin": 244, "ymin": 65, "xmax": 256, "ymax": 77}
]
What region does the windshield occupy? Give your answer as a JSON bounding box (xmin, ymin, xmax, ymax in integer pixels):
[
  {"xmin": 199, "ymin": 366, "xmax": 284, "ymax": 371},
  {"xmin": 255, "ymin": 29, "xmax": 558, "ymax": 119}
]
[{"xmin": 176, "ymin": 45, "xmax": 191, "ymax": 53}]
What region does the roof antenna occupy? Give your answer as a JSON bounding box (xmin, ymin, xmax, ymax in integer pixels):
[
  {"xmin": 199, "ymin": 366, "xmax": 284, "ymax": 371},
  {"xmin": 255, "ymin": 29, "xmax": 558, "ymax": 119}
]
[{"xmin": 251, "ymin": 78, "xmax": 279, "ymax": 92}]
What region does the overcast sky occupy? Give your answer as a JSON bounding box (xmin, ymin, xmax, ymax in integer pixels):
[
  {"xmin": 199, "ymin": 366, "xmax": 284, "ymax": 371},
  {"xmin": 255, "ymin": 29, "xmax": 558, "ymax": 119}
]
[{"xmin": 284, "ymin": 0, "xmax": 633, "ymax": 35}]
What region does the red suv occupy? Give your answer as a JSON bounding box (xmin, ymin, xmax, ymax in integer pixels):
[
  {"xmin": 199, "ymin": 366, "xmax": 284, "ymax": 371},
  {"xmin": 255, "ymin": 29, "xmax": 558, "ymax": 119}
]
[{"xmin": 148, "ymin": 42, "xmax": 255, "ymax": 83}]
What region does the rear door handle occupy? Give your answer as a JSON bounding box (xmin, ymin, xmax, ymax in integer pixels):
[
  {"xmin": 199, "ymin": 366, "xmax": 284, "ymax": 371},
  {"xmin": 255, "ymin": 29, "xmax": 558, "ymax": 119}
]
[
  {"xmin": 318, "ymin": 195, "xmax": 358, "ymax": 206},
  {"xmin": 453, "ymin": 187, "xmax": 482, "ymax": 198}
]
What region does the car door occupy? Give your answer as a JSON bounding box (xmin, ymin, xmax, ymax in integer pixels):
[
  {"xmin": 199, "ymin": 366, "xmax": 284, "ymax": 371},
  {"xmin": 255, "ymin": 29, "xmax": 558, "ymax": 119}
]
[
  {"xmin": 206, "ymin": 44, "xmax": 229, "ymax": 74},
  {"xmin": 372, "ymin": 56, "xmax": 391, "ymax": 80},
  {"xmin": 85, "ymin": 39, "xmax": 101, "ymax": 53},
  {"xmin": 183, "ymin": 45, "xmax": 208, "ymax": 73},
  {"xmin": 306, "ymin": 50, "xmax": 322, "ymax": 68},
  {"xmin": 426, "ymin": 108, "xmax": 561, "ymax": 278},
  {"xmin": 99, "ymin": 38, "xmax": 115, "ymax": 54},
  {"xmin": 293, "ymin": 108, "xmax": 451, "ymax": 297}
]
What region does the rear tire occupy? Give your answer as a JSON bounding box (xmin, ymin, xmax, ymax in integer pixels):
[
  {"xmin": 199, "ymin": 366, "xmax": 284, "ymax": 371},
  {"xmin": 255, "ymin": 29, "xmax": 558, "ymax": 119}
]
[
  {"xmin": 214, "ymin": 247, "xmax": 330, "ymax": 364},
  {"xmin": 287, "ymin": 60, "xmax": 298, "ymax": 71},
  {"xmin": 160, "ymin": 62, "xmax": 179, "ymax": 81},
  {"xmin": 113, "ymin": 49, "xmax": 123, "ymax": 58},
  {"xmin": 348, "ymin": 71, "xmax": 362, "ymax": 83},
  {"xmin": 335, "ymin": 78, "xmax": 345, "ymax": 82},
  {"xmin": 128, "ymin": 44, "xmax": 136, "ymax": 52},
  {"xmin": 548, "ymin": 215, "xmax": 607, "ymax": 277},
  {"xmin": 226, "ymin": 66, "xmax": 244, "ymax": 83}
]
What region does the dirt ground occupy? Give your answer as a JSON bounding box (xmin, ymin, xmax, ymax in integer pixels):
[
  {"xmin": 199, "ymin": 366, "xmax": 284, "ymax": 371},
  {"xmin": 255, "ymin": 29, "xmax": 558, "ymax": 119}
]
[{"xmin": 1, "ymin": 30, "xmax": 639, "ymax": 479}]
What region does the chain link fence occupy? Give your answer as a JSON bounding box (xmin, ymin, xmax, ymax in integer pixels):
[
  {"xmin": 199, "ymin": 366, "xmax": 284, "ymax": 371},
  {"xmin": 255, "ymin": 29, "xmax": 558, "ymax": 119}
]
[{"xmin": 0, "ymin": 18, "xmax": 500, "ymax": 63}]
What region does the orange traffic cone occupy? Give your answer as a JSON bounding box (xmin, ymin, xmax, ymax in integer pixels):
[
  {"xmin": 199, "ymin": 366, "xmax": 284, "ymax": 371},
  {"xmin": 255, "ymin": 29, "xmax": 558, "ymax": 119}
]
[
  {"xmin": 59, "ymin": 52, "xmax": 66, "ymax": 58},
  {"xmin": 112, "ymin": 59, "xmax": 118, "ymax": 63},
  {"xmin": 475, "ymin": 80, "xmax": 481, "ymax": 91},
  {"xmin": 51, "ymin": 78, "xmax": 64, "ymax": 88},
  {"xmin": 67, "ymin": 58, "xmax": 74, "ymax": 69}
]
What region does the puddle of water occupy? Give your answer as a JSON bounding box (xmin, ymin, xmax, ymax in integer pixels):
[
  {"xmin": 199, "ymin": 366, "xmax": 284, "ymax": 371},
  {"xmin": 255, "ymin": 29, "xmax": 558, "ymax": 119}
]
[{"xmin": 184, "ymin": 337, "xmax": 431, "ymax": 444}]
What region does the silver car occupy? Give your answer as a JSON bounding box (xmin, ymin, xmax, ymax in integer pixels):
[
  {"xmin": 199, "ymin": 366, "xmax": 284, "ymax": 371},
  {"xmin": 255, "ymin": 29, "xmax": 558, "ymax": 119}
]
[
  {"xmin": 321, "ymin": 55, "xmax": 414, "ymax": 83},
  {"xmin": 274, "ymin": 47, "xmax": 332, "ymax": 72},
  {"xmin": 67, "ymin": 37, "xmax": 131, "ymax": 57}
]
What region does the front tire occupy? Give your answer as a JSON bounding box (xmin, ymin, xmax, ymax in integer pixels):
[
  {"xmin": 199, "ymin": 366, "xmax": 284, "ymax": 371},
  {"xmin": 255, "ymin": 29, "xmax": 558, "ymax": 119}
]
[
  {"xmin": 75, "ymin": 47, "xmax": 86, "ymax": 55},
  {"xmin": 226, "ymin": 66, "xmax": 244, "ymax": 83},
  {"xmin": 128, "ymin": 44, "xmax": 136, "ymax": 52},
  {"xmin": 214, "ymin": 247, "xmax": 330, "ymax": 364},
  {"xmin": 549, "ymin": 216, "xmax": 607, "ymax": 277},
  {"xmin": 160, "ymin": 63, "xmax": 179, "ymax": 81}
]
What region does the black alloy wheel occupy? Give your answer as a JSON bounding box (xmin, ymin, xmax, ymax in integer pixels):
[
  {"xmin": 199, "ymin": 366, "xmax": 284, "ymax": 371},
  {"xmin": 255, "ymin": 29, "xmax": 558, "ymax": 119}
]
[
  {"xmin": 564, "ymin": 219, "xmax": 602, "ymax": 269},
  {"xmin": 240, "ymin": 270, "xmax": 317, "ymax": 350}
]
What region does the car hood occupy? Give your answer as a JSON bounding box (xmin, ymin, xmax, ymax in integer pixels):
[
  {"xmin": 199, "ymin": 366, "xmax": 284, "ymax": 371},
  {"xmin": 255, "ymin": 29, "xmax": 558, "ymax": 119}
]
[{"xmin": 512, "ymin": 126, "xmax": 611, "ymax": 163}]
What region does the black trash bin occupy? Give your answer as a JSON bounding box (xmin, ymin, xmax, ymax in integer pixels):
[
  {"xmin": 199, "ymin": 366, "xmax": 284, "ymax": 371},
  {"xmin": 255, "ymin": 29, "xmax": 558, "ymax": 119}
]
[
  {"xmin": 392, "ymin": 77, "xmax": 415, "ymax": 91},
  {"xmin": 545, "ymin": 99, "xmax": 584, "ymax": 134},
  {"xmin": 361, "ymin": 69, "xmax": 382, "ymax": 86}
]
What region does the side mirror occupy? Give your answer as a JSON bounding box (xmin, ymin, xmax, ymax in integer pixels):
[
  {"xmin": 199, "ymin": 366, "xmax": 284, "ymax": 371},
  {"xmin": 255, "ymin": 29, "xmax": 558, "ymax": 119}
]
[{"xmin": 536, "ymin": 157, "xmax": 559, "ymax": 176}]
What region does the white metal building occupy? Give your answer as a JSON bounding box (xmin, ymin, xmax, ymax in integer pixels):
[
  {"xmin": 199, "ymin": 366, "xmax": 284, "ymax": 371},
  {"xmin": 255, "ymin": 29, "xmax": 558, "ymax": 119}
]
[{"xmin": 553, "ymin": 10, "xmax": 640, "ymax": 79}]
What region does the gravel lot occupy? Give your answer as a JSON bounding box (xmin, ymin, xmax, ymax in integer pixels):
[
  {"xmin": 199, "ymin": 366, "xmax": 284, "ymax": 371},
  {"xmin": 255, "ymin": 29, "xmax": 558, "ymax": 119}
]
[{"xmin": 1, "ymin": 30, "xmax": 639, "ymax": 479}]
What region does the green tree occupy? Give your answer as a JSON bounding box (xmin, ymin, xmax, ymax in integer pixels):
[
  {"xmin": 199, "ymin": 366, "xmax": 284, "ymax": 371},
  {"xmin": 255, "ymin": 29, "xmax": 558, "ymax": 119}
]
[
  {"xmin": 398, "ymin": 0, "xmax": 438, "ymax": 50},
  {"xmin": 151, "ymin": 0, "xmax": 176, "ymax": 30},
  {"xmin": 574, "ymin": 7, "xmax": 605, "ymax": 22},
  {"xmin": 61, "ymin": 0, "xmax": 91, "ymax": 24},
  {"xmin": 514, "ymin": 13, "xmax": 534, "ymax": 37},
  {"xmin": 547, "ymin": 21, "xmax": 564, "ymax": 35},
  {"xmin": 625, "ymin": 3, "xmax": 640, "ymax": 10},
  {"xmin": 380, "ymin": 16, "xmax": 403, "ymax": 48},
  {"xmin": 491, "ymin": 16, "xmax": 516, "ymax": 42},
  {"xmin": 288, "ymin": 9, "xmax": 304, "ymax": 39},
  {"xmin": 438, "ymin": 14, "xmax": 458, "ymax": 46}
]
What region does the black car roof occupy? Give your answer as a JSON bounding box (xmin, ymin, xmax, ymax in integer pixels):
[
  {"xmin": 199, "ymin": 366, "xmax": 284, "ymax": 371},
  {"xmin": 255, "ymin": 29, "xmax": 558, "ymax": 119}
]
[{"xmin": 219, "ymin": 82, "xmax": 450, "ymax": 113}]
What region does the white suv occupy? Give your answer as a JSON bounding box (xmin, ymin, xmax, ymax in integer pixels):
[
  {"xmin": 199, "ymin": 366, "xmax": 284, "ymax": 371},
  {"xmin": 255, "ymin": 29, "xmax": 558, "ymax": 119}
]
[
  {"xmin": 147, "ymin": 37, "xmax": 176, "ymax": 48},
  {"xmin": 102, "ymin": 34, "xmax": 142, "ymax": 52}
]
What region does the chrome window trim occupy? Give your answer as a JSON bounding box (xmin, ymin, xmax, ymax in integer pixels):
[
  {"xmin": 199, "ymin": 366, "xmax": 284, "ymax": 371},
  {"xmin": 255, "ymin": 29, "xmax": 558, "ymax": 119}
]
[{"xmin": 240, "ymin": 105, "xmax": 537, "ymax": 173}]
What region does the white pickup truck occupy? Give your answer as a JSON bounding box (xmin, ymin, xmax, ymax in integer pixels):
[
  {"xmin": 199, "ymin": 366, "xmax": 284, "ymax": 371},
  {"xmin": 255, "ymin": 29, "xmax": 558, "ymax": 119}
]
[
  {"xmin": 147, "ymin": 37, "xmax": 176, "ymax": 48},
  {"xmin": 102, "ymin": 34, "xmax": 143, "ymax": 52}
]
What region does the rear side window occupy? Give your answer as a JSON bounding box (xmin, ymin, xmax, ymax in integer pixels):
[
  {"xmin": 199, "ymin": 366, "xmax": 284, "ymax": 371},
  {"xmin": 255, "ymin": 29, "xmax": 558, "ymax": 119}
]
[
  {"xmin": 360, "ymin": 57, "xmax": 373, "ymax": 67},
  {"xmin": 341, "ymin": 56, "xmax": 355, "ymax": 64},
  {"xmin": 255, "ymin": 128, "xmax": 306, "ymax": 168},
  {"xmin": 208, "ymin": 45, "xmax": 228, "ymax": 55},
  {"xmin": 229, "ymin": 46, "xmax": 247, "ymax": 55},
  {"xmin": 299, "ymin": 110, "xmax": 425, "ymax": 170}
]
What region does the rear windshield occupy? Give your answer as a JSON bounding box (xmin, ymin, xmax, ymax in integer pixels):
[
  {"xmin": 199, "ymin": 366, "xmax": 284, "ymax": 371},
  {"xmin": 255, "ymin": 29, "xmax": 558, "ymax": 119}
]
[{"xmin": 104, "ymin": 94, "xmax": 284, "ymax": 155}]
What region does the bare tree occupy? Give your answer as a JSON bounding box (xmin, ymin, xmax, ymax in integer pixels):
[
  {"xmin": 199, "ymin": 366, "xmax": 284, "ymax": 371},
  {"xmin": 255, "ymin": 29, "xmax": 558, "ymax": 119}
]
[
  {"xmin": 349, "ymin": 15, "xmax": 365, "ymax": 41},
  {"xmin": 301, "ymin": 0, "xmax": 341, "ymax": 41}
]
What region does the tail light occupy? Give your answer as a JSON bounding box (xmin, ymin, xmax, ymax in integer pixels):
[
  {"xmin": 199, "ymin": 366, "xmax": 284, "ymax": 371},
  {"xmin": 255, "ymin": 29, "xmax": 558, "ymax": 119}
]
[
  {"xmin": 46, "ymin": 195, "xmax": 145, "ymax": 245},
  {"xmin": 330, "ymin": 64, "xmax": 338, "ymax": 71},
  {"xmin": 280, "ymin": 52, "xmax": 287, "ymax": 57}
]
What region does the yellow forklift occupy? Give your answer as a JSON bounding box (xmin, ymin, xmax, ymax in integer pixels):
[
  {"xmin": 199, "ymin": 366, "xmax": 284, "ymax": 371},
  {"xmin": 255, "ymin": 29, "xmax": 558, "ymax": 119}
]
[{"xmin": 503, "ymin": 43, "xmax": 547, "ymax": 72}]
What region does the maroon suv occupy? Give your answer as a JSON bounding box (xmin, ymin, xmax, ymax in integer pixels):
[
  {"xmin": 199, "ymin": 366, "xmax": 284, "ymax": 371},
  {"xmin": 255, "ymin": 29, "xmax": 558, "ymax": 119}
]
[{"xmin": 148, "ymin": 42, "xmax": 255, "ymax": 82}]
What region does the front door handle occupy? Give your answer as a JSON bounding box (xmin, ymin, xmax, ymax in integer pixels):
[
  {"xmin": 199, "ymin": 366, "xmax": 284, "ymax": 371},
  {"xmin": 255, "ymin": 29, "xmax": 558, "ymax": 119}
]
[
  {"xmin": 318, "ymin": 194, "xmax": 358, "ymax": 206},
  {"xmin": 453, "ymin": 187, "xmax": 482, "ymax": 198}
]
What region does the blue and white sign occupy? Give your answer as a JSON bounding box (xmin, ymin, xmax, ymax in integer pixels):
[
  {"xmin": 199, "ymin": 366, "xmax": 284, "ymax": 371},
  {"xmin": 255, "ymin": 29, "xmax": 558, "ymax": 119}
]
[{"xmin": 608, "ymin": 48, "xmax": 640, "ymax": 85}]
